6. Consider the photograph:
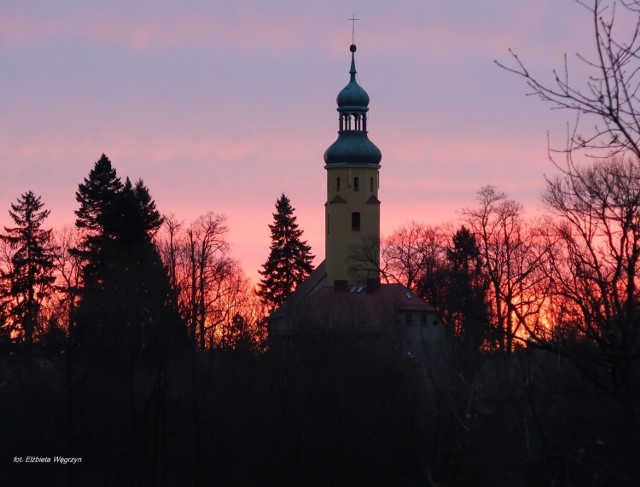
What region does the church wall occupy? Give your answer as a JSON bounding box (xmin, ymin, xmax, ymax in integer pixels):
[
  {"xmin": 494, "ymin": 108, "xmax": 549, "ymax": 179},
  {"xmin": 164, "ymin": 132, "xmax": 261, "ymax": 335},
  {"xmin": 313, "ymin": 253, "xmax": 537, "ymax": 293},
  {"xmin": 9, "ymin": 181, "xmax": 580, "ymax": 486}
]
[{"xmin": 325, "ymin": 165, "xmax": 380, "ymax": 285}]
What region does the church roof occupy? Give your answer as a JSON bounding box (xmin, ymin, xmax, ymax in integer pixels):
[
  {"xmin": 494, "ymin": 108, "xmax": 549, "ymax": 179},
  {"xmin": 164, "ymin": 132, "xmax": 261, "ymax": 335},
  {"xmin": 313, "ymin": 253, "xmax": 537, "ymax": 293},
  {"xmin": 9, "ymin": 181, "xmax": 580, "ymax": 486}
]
[
  {"xmin": 271, "ymin": 261, "xmax": 328, "ymax": 320},
  {"xmin": 269, "ymin": 261, "xmax": 436, "ymax": 337},
  {"xmin": 324, "ymin": 131, "xmax": 382, "ymax": 166}
]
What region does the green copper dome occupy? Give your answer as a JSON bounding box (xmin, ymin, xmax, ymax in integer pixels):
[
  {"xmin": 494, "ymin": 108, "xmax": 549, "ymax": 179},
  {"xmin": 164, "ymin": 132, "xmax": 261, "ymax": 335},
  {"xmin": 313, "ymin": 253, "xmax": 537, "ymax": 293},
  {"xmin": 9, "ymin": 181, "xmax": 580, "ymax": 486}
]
[
  {"xmin": 324, "ymin": 44, "xmax": 381, "ymax": 167},
  {"xmin": 324, "ymin": 131, "xmax": 381, "ymax": 165},
  {"xmin": 337, "ymin": 45, "xmax": 370, "ymax": 109}
]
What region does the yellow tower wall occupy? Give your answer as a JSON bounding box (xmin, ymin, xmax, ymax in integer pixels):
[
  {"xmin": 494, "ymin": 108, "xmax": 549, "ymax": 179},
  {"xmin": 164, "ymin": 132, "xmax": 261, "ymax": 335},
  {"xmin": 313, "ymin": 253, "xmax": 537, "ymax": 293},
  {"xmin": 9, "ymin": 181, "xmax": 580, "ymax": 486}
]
[{"xmin": 325, "ymin": 164, "xmax": 380, "ymax": 285}]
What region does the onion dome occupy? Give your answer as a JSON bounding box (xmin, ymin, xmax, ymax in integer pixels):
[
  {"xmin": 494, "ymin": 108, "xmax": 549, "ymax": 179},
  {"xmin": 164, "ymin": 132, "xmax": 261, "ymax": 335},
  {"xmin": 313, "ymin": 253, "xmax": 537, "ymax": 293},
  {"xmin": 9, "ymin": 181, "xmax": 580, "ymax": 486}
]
[
  {"xmin": 324, "ymin": 131, "xmax": 381, "ymax": 165},
  {"xmin": 336, "ymin": 44, "xmax": 370, "ymax": 109},
  {"xmin": 324, "ymin": 44, "xmax": 382, "ymax": 167}
]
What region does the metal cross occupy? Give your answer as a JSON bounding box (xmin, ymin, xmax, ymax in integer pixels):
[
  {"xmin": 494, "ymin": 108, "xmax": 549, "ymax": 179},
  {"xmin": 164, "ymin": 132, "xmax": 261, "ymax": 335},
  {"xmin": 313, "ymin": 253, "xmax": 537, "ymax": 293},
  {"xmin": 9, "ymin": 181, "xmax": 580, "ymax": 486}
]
[{"xmin": 348, "ymin": 14, "xmax": 359, "ymax": 44}]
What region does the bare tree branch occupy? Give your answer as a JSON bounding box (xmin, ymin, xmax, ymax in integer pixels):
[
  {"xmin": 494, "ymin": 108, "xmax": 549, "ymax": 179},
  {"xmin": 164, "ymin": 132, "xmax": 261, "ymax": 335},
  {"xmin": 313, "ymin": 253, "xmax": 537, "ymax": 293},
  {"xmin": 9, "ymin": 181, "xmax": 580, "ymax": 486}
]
[{"xmin": 496, "ymin": 0, "xmax": 640, "ymax": 161}]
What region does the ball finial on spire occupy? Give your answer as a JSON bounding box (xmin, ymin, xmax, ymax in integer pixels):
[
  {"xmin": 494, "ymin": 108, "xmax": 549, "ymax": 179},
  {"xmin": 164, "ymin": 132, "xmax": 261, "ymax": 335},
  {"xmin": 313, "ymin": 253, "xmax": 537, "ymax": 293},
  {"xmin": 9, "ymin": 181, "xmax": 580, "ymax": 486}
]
[{"xmin": 350, "ymin": 44, "xmax": 357, "ymax": 53}]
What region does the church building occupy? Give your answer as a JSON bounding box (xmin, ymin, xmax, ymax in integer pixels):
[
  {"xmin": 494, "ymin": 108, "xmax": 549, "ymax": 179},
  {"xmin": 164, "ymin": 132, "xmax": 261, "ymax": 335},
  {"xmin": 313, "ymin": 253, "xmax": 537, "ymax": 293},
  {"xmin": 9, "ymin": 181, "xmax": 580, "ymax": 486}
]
[{"xmin": 270, "ymin": 43, "xmax": 444, "ymax": 353}]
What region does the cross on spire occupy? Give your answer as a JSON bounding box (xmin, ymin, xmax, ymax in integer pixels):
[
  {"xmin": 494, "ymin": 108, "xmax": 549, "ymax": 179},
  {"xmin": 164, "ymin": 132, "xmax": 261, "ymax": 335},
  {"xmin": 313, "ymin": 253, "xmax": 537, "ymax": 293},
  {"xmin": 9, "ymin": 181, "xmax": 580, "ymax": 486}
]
[{"xmin": 348, "ymin": 14, "xmax": 359, "ymax": 44}]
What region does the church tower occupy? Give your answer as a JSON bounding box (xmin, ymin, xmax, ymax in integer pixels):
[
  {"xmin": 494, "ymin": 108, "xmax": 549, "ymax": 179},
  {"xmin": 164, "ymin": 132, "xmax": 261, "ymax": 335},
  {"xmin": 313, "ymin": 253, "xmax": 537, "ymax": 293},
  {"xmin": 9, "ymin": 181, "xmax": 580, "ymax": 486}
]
[{"xmin": 324, "ymin": 44, "xmax": 382, "ymax": 286}]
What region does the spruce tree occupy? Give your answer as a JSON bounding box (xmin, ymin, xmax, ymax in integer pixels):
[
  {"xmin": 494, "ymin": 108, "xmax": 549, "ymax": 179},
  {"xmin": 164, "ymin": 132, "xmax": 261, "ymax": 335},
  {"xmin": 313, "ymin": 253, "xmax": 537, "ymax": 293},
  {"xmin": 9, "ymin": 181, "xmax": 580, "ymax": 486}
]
[
  {"xmin": 114, "ymin": 177, "xmax": 163, "ymax": 247},
  {"xmin": 73, "ymin": 155, "xmax": 182, "ymax": 356},
  {"xmin": 257, "ymin": 194, "xmax": 314, "ymax": 310},
  {"xmin": 73, "ymin": 153, "xmax": 123, "ymax": 286},
  {"xmin": 418, "ymin": 226, "xmax": 489, "ymax": 373},
  {"xmin": 1, "ymin": 191, "xmax": 55, "ymax": 344},
  {"xmin": 75, "ymin": 154, "xmax": 123, "ymax": 236},
  {"xmin": 446, "ymin": 226, "xmax": 489, "ymax": 352}
]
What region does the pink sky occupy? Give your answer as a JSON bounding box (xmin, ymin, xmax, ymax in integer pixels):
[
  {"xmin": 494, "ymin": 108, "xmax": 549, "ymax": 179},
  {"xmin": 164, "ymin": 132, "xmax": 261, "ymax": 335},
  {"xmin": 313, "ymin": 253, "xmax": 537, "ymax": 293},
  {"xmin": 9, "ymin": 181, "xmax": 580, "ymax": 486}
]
[{"xmin": 0, "ymin": 0, "xmax": 599, "ymax": 281}]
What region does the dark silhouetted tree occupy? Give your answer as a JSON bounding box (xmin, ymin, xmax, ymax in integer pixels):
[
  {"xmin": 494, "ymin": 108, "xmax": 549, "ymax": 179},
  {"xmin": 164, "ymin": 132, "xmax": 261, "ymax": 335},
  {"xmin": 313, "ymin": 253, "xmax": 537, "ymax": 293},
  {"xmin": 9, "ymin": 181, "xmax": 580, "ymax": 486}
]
[
  {"xmin": 116, "ymin": 177, "xmax": 164, "ymax": 246},
  {"xmin": 51, "ymin": 225, "xmax": 83, "ymax": 336},
  {"xmin": 419, "ymin": 225, "xmax": 490, "ymax": 374},
  {"xmin": 257, "ymin": 194, "xmax": 314, "ymax": 310},
  {"xmin": 75, "ymin": 154, "xmax": 123, "ymax": 235},
  {"xmin": 184, "ymin": 213, "xmax": 230, "ymax": 349},
  {"xmin": 541, "ymin": 156, "xmax": 640, "ymax": 403},
  {"xmin": 73, "ymin": 153, "xmax": 123, "ymax": 287},
  {"xmin": 219, "ymin": 313, "xmax": 255, "ymax": 352},
  {"xmin": 157, "ymin": 212, "xmax": 257, "ymax": 350},
  {"xmin": 0, "ymin": 191, "xmax": 55, "ymax": 344},
  {"xmin": 73, "ymin": 155, "xmax": 183, "ymax": 356},
  {"xmin": 445, "ymin": 226, "xmax": 490, "ymax": 351},
  {"xmin": 462, "ymin": 186, "xmax": 549, "ymax": 353},
  {"xmin": 63, "ymin": 156, "xmax": 188, "ymax": 486},
  {"xmin": 497, "ymin": 0, "xmax": 640, "ymax": 402},
  {"xmin": 384, "ymin": 222, "xmax": 447, "ymax": 290}
]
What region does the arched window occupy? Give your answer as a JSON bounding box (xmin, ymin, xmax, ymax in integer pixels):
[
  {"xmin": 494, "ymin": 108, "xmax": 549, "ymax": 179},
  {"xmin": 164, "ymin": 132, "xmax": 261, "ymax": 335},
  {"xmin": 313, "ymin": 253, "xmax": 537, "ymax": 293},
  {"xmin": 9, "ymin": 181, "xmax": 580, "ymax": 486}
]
[
  {"xmin": 336, "ymin": 177, "xmax": 341, "ymax": 191},
  {"xmin": 353, "ymin": 177, "xmax": 359, "ymax": 191}
]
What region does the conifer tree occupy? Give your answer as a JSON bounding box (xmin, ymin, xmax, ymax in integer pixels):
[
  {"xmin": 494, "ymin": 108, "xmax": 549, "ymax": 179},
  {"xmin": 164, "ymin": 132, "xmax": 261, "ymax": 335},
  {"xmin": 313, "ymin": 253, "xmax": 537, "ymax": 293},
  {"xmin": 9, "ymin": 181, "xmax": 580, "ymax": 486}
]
[
  {"xmin": 445, "ymin": 226, "xmax": 489, "ymax": 356},
  {"xmin": 73, "ymin": 155, "xmax": 182, "ymax": 356},
  {"xmin": 73, "ymin": 153, "xmax": 123, "ymax": 286},
  {"xmin": 114, "ymin": 177, "xmax": 163, "ymax": 247},
  {"xmin": 257, "ymin": 194, "xmax": 314, "ymax": 310},
  {"xmin": 74, "ymin": 156, "xmax": 164, "ymax": 286},
  {"xmin": 418, "ymin": 226, "xmax": 489, "ymax": 345},
  {"xmin": 75, "ymin": 154, "xmax": 123, "ymax": 236},
  {"xmin": 1, "ymin": 191, "xmax": 55, "ymax": 343}
]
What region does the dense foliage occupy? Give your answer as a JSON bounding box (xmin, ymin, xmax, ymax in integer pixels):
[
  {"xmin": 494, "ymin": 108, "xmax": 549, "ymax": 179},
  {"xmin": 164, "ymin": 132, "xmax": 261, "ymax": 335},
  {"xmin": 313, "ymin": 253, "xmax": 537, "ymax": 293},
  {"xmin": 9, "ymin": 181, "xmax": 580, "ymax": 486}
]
[
  {"xmin": 72, "ymin": 155, "xmax": 184, "ymax": 358},
  {"xmin": 257, "ymin": 193, "xmax": 314, "ymax": 310},
  {"xmin": 0, "ymin": 191, "xmax": 55, "ymax": 343},
  {"xmin": 1, "ymin": 153, "xmax": 638, "ymax": 485}
]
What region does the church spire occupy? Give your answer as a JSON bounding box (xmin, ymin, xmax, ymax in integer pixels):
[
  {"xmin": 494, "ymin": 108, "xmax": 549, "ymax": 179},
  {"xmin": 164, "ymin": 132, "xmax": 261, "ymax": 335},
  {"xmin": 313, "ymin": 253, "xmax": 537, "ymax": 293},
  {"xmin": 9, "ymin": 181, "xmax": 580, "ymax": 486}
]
[
  {"xmin": 324, "ymin": 43, "xmax": 382, "ymax": 286},
  {"xmin": 324, "ymin": 44, "xmax": 381, "ymax": 166},
  {"xmin": 349, "ymin": 44, "xmax": 357, "ymax": 81}
]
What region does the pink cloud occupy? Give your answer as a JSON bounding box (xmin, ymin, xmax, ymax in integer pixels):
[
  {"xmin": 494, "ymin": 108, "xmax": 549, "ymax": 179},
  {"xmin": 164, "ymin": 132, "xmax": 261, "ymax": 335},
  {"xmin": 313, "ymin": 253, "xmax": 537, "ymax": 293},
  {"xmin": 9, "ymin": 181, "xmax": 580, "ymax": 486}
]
[
  {"xmin": 0, "ymin": 116, "xmax": 558, "ymax": 283},
  {"xmin": 0, "ymin": 5, "xmax": 335, "ymax": 54},
  {"xmin": 1, "ymin": 0, "xmax": 595, "ymax": 285}
]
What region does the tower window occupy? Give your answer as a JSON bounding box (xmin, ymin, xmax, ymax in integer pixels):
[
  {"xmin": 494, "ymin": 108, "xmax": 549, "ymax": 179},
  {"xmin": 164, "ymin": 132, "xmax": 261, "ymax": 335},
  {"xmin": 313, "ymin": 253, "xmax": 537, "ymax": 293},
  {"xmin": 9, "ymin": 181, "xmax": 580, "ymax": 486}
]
[
  {"xmin": 370, "ymin": 177, "xmax": 374, "ymax": 192},
  {"xmin": 351, "ymin": 212, "xmax": 360, "ymax": 231},
  {"xmin": 354, "ymin": 177, "xmax": 359, "ymax": 191},
  {"xmin": 336, "ymin": 177, "xmax": 341, "ymax": 191}
]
